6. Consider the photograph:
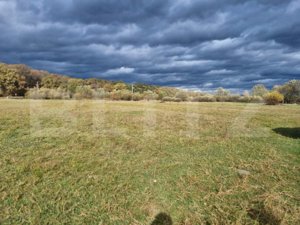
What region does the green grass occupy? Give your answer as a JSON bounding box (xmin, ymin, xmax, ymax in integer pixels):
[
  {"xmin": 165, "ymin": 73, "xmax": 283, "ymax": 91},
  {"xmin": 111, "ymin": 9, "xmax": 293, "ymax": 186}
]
[{"xmin": 0, "ymin": 99, "xmax": 299, "ymax": 224}]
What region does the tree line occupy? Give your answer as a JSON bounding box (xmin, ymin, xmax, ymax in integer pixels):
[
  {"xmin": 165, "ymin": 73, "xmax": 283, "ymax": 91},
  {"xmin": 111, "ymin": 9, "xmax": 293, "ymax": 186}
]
[{"xmin": 0, "ymin": 62, "xmax": 299, "ymax": 105}]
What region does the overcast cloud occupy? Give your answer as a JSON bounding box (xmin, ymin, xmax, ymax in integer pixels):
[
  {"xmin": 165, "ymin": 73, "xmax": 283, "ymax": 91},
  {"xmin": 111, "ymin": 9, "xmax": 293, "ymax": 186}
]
[{"xmin": 0, "ymin": 0, "xmax": 300, "ymax": 91}]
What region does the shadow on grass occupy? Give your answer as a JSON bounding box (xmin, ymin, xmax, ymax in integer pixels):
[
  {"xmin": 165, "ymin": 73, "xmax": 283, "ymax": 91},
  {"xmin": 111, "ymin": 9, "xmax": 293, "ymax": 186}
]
[
  {"xmin": 248, "ymin": 206, "xmax": 281, "ymax": 225},
  {"xmin": 151, "ymin": 213, "xmax": 173, "ymax": 225},
  {"xmin": 273, "ymin": 127, "xmax": 300, "ymax": 139}
]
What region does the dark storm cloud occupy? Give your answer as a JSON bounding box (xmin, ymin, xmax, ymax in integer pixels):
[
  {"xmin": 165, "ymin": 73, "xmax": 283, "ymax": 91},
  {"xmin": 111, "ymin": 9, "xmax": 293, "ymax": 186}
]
[{"xmin": 0, "ymin": 0, "xmax": 300, "ymax": 92}]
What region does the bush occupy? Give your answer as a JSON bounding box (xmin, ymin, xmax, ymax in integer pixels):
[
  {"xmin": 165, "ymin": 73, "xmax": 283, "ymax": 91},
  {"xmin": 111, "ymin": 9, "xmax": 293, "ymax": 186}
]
[
  {"xmin": 120, "ymin": 90, "xmax": 133, "ymax": 101},
  {"xmin": 215, "ymin": 96, "xmax": 230, "ymax": 102},
  {"xmin": 143, "ymin": 91, "xmax": 158, "ymax": 100},
  {"xmin": 228, "ymin": 95, "xmax": 242, "ymax": 102},
  {"xmin": 26, "ymin": 88, "xmax": 42, "ymax": 99},
  {"xmin": 109, "ymin": 90, "xmax": 143, "ymax": 101},
  {"xmin": 93, "ymin": 88, "xmax": 108, "ymax": 99},
  {"xmin": 238, "ymin": 96, "xmax": 251, "ymax": 103},
  {"xmin": 264, "ymin": 91, "xmax": 284, "ymax": 105},
  {"xmin": 48, "ymin": 88, "xmax": 70, "ymax": 99},
  {"xmin": 173, "ymin": 98, "xmax": 182, "ymax": 102},
  {"xmin": 110, "ymin": 91, "xmax": 122, "ymax": 100},
  {"xmin": 132, "ymin": 93, "xmax": 143, "ymax": 101},
  {"xmin": 215, "ymin": 87, "xmax": 231, "ymax": 102},
  {"xmin": 191, "ymin": 95, "xmax": 216, "ymax": 102},
  {"xmin": 26, "ymin": 88, "xmax": 70, "ymax": 99},
  {"xmin": 215, "ymin": 87, "xmax": 230, "ymax": 97},
  {"xmin": 250, "ymin": 96, "xmax": 264, "ymax": 103},
  {"xmin": 110, "ymin": 90, "xmax": 133, "ymax": 101},
  {"xmin": 162, "ymin": 97, "xmax": 182, "ymax": 102},
  {"xmin": 74, "ymin": 86, "xmax": 94, "ymax": 99},
  {"xmin": 156, "ymin": 87, "xmax": 177, "ymax": 100},
  {"xmin": 175, "ymin": 92, "xmax": 188, "ymax": 101},
  {"xmin": 161, "ymin": 97, "xmax": 173, "ymax": 102}
]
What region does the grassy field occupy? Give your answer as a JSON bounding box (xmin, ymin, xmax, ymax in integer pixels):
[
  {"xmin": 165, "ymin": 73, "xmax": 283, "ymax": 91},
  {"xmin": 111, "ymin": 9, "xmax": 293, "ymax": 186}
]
[{"xmin": 0, "ymin": 99, "xmax": 299, "ymax": 224}]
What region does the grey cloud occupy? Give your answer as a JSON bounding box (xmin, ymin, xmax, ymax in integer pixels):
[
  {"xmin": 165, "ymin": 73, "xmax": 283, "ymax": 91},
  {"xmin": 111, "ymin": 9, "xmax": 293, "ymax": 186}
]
[{"xmin": 0, "ymin": 0, "xmax": 299, "ymax": 92}]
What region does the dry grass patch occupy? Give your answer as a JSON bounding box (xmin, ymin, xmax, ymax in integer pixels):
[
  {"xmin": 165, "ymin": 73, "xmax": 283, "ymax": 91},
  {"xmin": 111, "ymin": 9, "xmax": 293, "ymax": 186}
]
[{"xmin": 0, "ymin": 100, "xmax": 299, "ymax": 224}]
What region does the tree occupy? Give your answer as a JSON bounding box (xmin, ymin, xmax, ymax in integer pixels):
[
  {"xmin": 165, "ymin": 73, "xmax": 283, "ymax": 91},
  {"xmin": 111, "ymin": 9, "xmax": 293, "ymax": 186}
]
[
  {"xmin": 133, "ymin": 83, "xmax": 156, "ymax": 93},
  {"xmin": 41, "ymin": 75, "xmax": 63, "ymax": 89},
  {"xmin": 113, "ymin": 82, "xmax": 127, "ymax": 91},
  {"xmin": 11, "ymin": 64, "xmax": 38, "ymax": 89},
  {"xmin": 215, "ymin": 87, "xmax": 230, "ymax": 97},
  {"xmin": 143, "ymin": 90, "xmax": 158, "ymax": 100},
  {"xmin": 67, "ymin": 78, "xmax": 84, "ymax": 95},
  {"xmin": 276, "ymin": 80, "xmax": 300, "ymax": 103},
  {"xmin": 156, "ymin": 87, "xmax": 177, "ymax": 100},
  {"xmin": 251, "ymin": 84, "xmax": 268, "ymax": 97},
  {"xmin": 85, "ymin": 78, "xmax": 103, "ymax": 89},
  {"xmin": 103, "ymin": 83, "xmax": 114, "ymax": 92},
  {"xmin": 0, "ymin": 65, "xmax": 22, "ymax": 96},
  {"xmin": 74, "ymin": 86, "xmax": 94, "ymax": 99},
  {"xmin": 215, "ymin": 87, "xmax": 230, "ymax": 102}
]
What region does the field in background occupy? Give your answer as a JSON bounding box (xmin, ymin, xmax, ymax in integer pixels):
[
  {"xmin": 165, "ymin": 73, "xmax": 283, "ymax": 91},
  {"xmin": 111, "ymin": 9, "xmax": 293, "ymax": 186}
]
[{"xmin": 0, "ymin": 99, "xmax": 299, "ymax": 224}]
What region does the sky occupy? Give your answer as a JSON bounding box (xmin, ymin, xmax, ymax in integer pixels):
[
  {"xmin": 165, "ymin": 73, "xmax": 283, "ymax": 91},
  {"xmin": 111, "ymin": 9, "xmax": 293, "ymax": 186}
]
[{"xmin": 0, "ymin": 0, "xmax": 300, "ymax": 92}]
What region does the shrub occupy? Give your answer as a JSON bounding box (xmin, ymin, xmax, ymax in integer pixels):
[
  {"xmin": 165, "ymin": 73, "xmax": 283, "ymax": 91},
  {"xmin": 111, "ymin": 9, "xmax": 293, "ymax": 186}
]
[
  {"xmin": 109, "ymin": 91, "xmax": 122, "ymax": 100},
  {"xmin": 215, "ymin": 87, "xmax": 231, "ymax": 102},
  {"xmin": 250, "ymin": 96, "xmax": 264, "ymax": 103},
  {"xmin": 143, "ymin": 91, "xmax": 158, "ymax": 100},
  {"xmin": 238, "ymin": 96, "xmax": 251, "ymax": 103},
  {"xmin": 120, "ymin": 90, "xmax": 133, "ymax": 101},
  {"xmin": 264, "ymin": 91, "xmax": 284, "ymax": 105},
  {"xmin": 175, "ymin": 92, "xmax": 188, "ymax": 101},
  {"xmin": 74, "ymin": 86, "xmax": 94, "ymax": 99},
  {"xmin": 229, "ymin": 95, "xmax": 242, "ymax": 102},
  {"xmin": 113, "ymin": 82, "xmax": 128, "ymax": 91},
  {"xmin": 162, "ymin": 96, "xmax": 182, "ymax": 102},
  {"xmin": 215, "ymin": 87, "xmax": 230, "ymax": 97},
  {"xmin": 132, "ymin": 93, "xmax": 143, "ymax": 101},
  {"xmin": 156, "ymin": 87, "xmax": 177, "ymax": 100},
  {"xmin": 67, "ymin": 79, "xmax": 84, "ymax": 96},
  {"xmin": 48, "ymin": 88, "xmax": 70, "ymax": 99},
  {"xmin": 93, "ymin": 88, "xmax": 108, "ymax": 99},
  {"xmin": 26, "ymin": 88, "xmax": 70, "ymax": 99},
  {"xmin": 173, "ymin": 98, "xmax": 182, "ymax": 102},
  {"xmin": 27, "ymin": 88, "xmax": 49, "ymax": 99},
  {"xmin": 161, "ymin": 97, "xmax": 173, "ymax": 102},
  {"xmin": 110, "ymin": 90, "xmax": 134, "ymax": 101},
  {"xmin": 109, "ymin": 90, "xmax": 143, "ymax": 101},
  {"xmin": 191, "ymin": 95, "xmax": 216, "ymax": 102},
  {"xmin": 215, "ymin": 96, "xmax": 231, "ymax": 102}
]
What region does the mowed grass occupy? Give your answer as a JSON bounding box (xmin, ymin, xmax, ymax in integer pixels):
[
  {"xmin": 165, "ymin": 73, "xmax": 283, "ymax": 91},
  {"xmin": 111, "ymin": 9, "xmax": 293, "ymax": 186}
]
[{"xmin": 0, "ymin": 99, "xmax": 299, "ymax": 224}]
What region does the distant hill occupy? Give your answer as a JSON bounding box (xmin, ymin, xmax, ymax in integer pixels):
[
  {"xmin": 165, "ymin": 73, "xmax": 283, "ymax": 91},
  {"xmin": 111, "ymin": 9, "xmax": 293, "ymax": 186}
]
[{"xmin": 0, "ymin": 62, "xmax": 165, "ymax": 97}]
